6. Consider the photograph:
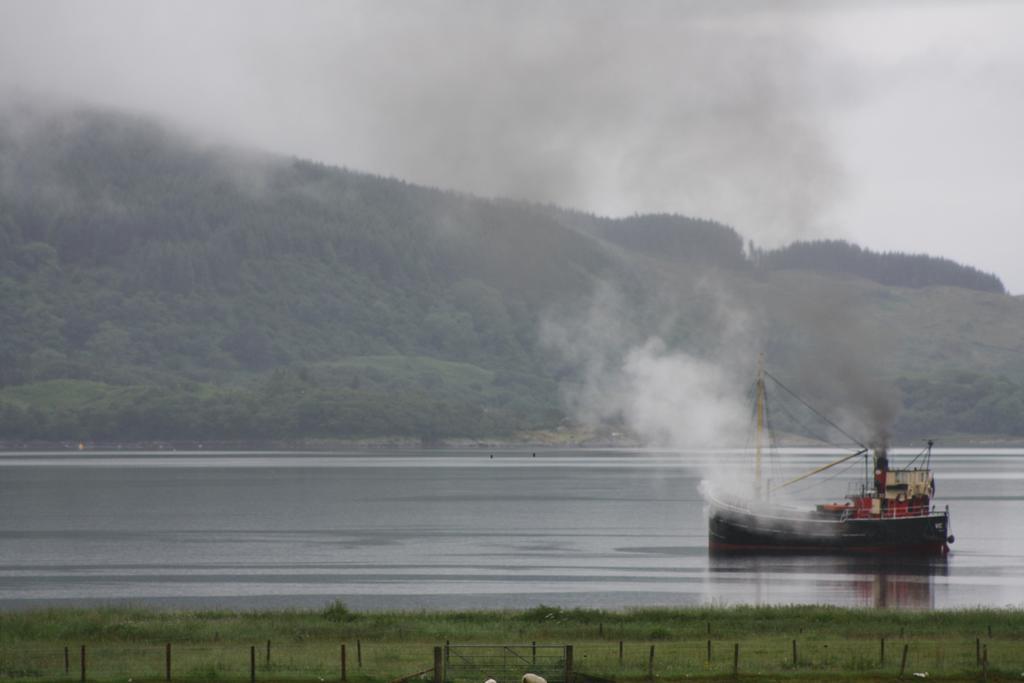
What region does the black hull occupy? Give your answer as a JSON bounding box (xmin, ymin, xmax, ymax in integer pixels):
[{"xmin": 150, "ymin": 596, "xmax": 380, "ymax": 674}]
[{"xmin": 709, "ymin": 501, "xmax": 950, "ymax": 556}]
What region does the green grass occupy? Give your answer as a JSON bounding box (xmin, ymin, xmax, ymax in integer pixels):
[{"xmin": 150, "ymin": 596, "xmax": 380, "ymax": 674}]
[{"xmin": 2, "ymin": 605, "xmax": 1023, "ymax": 682}]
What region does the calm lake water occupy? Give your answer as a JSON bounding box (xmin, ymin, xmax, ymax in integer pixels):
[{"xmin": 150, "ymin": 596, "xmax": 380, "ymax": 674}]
[{"xmin": 1, "ymin": 449, "xmax": 1022, "ymax": 611}]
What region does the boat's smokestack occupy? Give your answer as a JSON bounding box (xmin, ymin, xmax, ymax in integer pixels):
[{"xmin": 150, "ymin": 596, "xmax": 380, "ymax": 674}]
[{"xmin": 873, "ymin": 445, "xmax": 889, "ymax": 495}]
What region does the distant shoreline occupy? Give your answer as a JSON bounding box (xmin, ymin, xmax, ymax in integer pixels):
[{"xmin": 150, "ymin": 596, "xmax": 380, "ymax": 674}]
[{"xmin": 3, "ymin": 431, "xmax": 1024, "ymax": 452}]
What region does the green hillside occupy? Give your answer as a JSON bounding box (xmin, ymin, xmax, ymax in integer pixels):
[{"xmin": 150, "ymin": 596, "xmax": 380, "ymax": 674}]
[
  {"xmin": 739, "ymin": 271, "xmax": 1024, "ymax": 440},
  {"xmin": 2, "ymin": 101, "xmax": 1023, "ymax": 444}
]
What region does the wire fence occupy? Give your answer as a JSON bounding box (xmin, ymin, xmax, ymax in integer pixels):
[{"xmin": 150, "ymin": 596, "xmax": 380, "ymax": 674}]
[
  {"xmin": 0, "ymin": 642, "xmax": 425, "ymax": 682},
  {"xmin": 1, "ymin": 636, "xmax": 1020, "ymax": 681},
  {"xmin": 445, "ymin": 644, "xmax": 567, "ymax": 683}
]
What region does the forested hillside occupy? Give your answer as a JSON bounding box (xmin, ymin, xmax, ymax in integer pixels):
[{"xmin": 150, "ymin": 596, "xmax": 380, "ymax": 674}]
[
  {"xmin": 566, "ymin": 212, "xmax": 749, "ymax": 270},
  {"xmin": 757, "ymin": 239, "xmax": 1005, "ymax": 293},
  {"xmin": 1, "ymin": 102, "xmax": 1023, "ymax": 444},
  {"xmin": 0, "ymin": 104, "xmax": 625, "ymax": 440}
]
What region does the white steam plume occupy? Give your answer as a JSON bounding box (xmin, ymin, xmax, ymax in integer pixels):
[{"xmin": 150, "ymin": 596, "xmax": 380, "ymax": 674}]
[{"xmin": 540, "ymin": 280, "xmax": 751, "ymax": 450}]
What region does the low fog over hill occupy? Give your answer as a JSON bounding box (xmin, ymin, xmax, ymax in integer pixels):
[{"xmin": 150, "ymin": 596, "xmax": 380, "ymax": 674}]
[{"xmin": 2, "ymin": 102, "xmax": 1023, "ymax": 445}]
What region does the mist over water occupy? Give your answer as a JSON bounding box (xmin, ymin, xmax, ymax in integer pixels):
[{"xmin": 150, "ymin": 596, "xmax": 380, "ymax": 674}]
[
  {"xmin": 1, "ymin": 449, "xmax": 1021, "ymax": 611},
  {"xmin": 541, "ymin": 284, "xmax": 750, "ymax": 451},
  {"xmin": 539, "ymin": 266, "xmax": 908, "ymax": 473}
]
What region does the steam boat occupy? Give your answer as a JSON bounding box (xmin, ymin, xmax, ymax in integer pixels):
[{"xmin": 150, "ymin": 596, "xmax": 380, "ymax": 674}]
[{"xmin": 707, "ymin": 358, "xmax": 954, "ymax": 555}]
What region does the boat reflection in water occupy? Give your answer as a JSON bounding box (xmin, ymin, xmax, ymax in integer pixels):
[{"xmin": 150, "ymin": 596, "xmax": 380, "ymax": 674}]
[{"xmin": 706, "ymin": 554, "xmax": 948, "ymax": 608}]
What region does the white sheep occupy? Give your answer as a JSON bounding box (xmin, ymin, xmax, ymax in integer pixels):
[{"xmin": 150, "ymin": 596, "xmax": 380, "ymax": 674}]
[
  {"xmin": 522, "ymin": 675, "xmax": 547, "ymax": 683},
  {"xmin": 484, "ymin": 679, "xmax": 497, "ymax": 683}
]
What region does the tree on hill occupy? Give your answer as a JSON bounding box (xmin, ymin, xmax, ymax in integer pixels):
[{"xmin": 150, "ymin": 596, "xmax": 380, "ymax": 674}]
[
  {"xmin": 756, "ymin": 239, "xmax": 1005, "ymax": 294},
  {"xmin": 554, "ymin": 210, "xmax": 749, "ymax": 270}
]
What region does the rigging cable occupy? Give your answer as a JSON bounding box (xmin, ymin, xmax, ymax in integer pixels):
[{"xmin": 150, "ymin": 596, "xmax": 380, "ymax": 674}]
[
  {"xmin": 770, "ymin": 447, "xmax": 868, "ymax": 493},
  {"xmin": 763, "ymin": 370, "xmax": 868, "ymax": 450},
  {"xmin": 903, "ymin": 440, "xmax": 934, "ymax": 469},
  {"xmin": 769, "ymin": 391, "xmax": 850, "ymax": 451},
  {"xmin": 785, "ymin": 454, "xmax": 864, "ymax": 497}
]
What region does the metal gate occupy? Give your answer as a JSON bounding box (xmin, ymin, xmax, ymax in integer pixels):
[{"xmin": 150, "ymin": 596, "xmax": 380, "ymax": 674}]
[{"xmin": 444, "ymin": 644, "xmax": 568, "ymax": 683}]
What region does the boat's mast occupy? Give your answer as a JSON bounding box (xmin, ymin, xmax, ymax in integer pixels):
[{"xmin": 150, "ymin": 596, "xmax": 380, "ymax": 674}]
[{"xmin": 755, "ymin": 353, "xmax": 765, "ymax": 499}]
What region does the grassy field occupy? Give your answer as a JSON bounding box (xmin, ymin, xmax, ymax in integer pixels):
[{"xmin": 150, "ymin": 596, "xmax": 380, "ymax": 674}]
[{"xmin": 2, "ymin": 605, "xmax": 1023, "ymax": 682}]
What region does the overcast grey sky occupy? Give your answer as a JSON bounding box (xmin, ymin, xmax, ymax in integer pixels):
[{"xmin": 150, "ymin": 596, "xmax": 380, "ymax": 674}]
[{"xmin": 2, "ymin": 1, "xmax": 1022, "ymax": 291}]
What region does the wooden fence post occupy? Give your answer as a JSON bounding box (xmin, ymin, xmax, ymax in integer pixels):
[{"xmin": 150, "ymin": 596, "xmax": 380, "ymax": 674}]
[
  {"xmin": 706, "ymin": 640, "xmax": 711, "ymax": 665},
  {"xmin": 433, "ymin": 646, "xmax": 443, "ymax": 683},
  {"xmin": 165, "ymin": 642, "xmax": 171, "ymax": 681},
  {"xmin": 565, "ymin": 645, "xmax": 574, "ymax": 683},
  {"xmin": 976, "ymin": 637, "xmax": 981, "ymax": 665},
  {"xmin": 266, "ymin": 640, "xmax": 271, "ymax": 667},
  {"xmin": 341, "ymin": 644, "xmax": 347, "ymax": 682},
  {"xmin": 618, "ymin": 640, "xmax": 623, "ymax": 666},
  {"xmin": 80, "ymin": 645, "xmax": 86, "ymax": 683},
  {"xmin": 64, "ymin": 646, "xmax": 69, "ymax": 674},
  {"xmin": 733, "ymin": 643, "xmax": 739, "ymax": 676},
  {"xmin": 792, "ymin": 639, "xmax": 797, "ymax": 666},
  {"xmin": 648, "ymin": 645, "xmax": 655, "ymax": 679},
  {"xmin": 881, "ymin": 637, "xmax": 885, "ymax": 666},
  {"xmin": 250, "ymin": 645, "xmax": 255, "ymax": 683},
  {"xmin": 357, "ymin": 639, "xmax": 362, "ymax": 668},
  {"xmin": 532, "ymin": 641, "xmax": 536, "ymax": 665},
  {"xmin": 899, "ymin": 643, "xmax": 908, "ymax": 679}
]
